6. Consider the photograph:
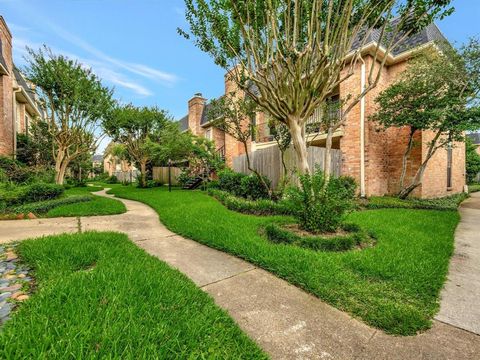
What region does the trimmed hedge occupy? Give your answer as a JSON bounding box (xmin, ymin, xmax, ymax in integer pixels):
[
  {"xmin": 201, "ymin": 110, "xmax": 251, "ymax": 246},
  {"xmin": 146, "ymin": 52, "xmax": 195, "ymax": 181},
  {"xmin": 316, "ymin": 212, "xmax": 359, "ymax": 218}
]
[
  {"xmin": 264, "ymin": 223, "xmax": 373, "ymax": 252},
  {"xmin": 208, "ymin": 189, "xmax": 292, "ymax": 215},
  {"xmin": 366, "ymin": 193, "xmax": 468, "ymax": 211},
  {"xmin": 13, "ymin": 196, "xmax": 92, "ymax": 215},
  {"xmin": 0, "ymin": 183, "xmax": 64, "ymax": 209}
]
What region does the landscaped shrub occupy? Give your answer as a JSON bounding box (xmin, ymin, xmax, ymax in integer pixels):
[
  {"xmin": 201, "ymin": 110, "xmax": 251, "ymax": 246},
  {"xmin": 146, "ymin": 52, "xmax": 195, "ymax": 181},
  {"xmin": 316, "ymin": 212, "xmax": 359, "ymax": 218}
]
[
  {"xmin": 239, "ymin": 174, "xmax": 271, "ymax": 200},
  {"xmin": 264, "ymin": 223, "xmax": 372, "ymax": 252},
  {"xmin": 23, "ymin": 183, "xmax": 64, "ymax": 202},
  {"xmin": 469, "ymin": 184, "xmax": 480, "ymax": 193},
  {"xmin": 13, "ymin": 196, "xmax": 92, "ymax": 215},
  {"xmin": 366, "ymin": 193, "xmax": 468, "ymax": 211},
  {"xmin": 106, "ymin": 175, "xmax": 119, "ymax": 184},
  {"xmin": 217, "ymin": 168, "xmax": 245, "ymax": 196},
  {"xmin": 285, "ymin": 169, "xmax": 357, "ymax": 233},
  {"xmin": 208, "ymin": 189, "xmax": 292, "ymax": 215},
  {"xmin": 177, "ymin": 169, "xmax": 195, "ymax": 187}
]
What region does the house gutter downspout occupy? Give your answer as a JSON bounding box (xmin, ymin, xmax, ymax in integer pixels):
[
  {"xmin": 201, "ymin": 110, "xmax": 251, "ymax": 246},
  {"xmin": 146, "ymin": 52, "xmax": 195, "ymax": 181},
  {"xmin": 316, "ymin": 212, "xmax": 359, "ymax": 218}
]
[
  {"xmin": 359, "ymin": 59, "xmax": 366, "ymax": 198},
  {"xmin": 12, "ymin": 87, "xmax": 21, "ymax": 159}
]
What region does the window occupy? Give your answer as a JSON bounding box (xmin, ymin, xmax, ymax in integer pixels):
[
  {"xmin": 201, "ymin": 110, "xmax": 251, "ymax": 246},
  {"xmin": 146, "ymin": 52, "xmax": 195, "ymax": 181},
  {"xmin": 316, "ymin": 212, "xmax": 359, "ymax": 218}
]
[
  {"xmin": 447, "ymin": 144, "xmax": 453, "ymax": 189},
  {"xmin": 205, "ymin": 128, "xmax": 213, "ymax": 141}
]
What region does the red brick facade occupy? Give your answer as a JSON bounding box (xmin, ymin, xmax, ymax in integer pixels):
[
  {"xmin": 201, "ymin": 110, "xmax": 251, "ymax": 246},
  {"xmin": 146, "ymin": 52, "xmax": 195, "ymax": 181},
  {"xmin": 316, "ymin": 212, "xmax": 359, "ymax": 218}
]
[{"xmin": 0, "ymin": 16, "xmax": 41, "ymax": 158}]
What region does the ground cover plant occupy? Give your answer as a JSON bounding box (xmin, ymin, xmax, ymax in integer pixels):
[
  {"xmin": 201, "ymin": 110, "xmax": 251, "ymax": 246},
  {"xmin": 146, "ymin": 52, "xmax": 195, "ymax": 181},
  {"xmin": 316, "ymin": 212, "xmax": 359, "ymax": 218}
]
[
  {"xmin": 366, "ymin": 193, "xmax": 468, "ymax": 211},
  {"xmin": 108, "ymin": 186, "xmax": 459, "ymax": 335},
  {"xmin": 0, "ymin": 232, "xmax": 266, "ymax": 359},
  {"xmin": 469, "ymin": 183, "xmax": 480, "ymax": 193}
]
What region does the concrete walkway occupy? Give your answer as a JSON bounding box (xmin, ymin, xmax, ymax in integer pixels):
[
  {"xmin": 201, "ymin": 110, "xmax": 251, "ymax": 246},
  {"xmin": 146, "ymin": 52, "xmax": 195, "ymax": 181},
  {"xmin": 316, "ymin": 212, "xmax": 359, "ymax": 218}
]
[
  {"xmin": 0, "ymin": 189, "xmax": 479, "ymax": 359},
  {"xmin": 436, "ymin": 192, "xmax": 480, "ymax": 335}
]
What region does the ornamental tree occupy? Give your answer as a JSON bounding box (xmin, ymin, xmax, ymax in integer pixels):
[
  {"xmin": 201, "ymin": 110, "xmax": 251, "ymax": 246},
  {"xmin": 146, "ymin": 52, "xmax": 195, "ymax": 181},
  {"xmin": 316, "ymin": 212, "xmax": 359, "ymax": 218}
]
[
  {"xmin": 26, "ymin": 47, "xmax": 114, "ymax": 184},
  {"xmin": 180, "ymin": 0, "xmax": 453, "ymax": 175},
  {"xmin": 372, "ymin": 39, "xmax": 480, "ymax": 198},
  {"xmin": 103, "ymin": 105, "xmax": 171, "ymax": 187},
  {"xmin": 466, "ymin": 136, "xmax": 480, "ymax": 183}
]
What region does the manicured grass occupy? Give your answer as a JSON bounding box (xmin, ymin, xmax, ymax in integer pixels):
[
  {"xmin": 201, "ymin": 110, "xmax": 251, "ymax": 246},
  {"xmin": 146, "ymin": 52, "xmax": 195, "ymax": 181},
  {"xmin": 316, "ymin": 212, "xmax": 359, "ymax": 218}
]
[
  {"xmin": 46, "ymin": 186, "xmax": 126, "ymax": 217},
  {"xmin": 0, "ymin": 232, "xmax": 266, "ymax": 359},
  {"xmin": 108, "ymin": 186, "xmax": 459, "ymax": 335}
]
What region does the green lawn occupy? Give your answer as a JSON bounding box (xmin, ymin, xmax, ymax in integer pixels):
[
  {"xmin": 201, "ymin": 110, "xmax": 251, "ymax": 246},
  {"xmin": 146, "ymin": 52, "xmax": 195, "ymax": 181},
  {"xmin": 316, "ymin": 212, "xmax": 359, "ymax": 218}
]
[
  {"xmin": 46, "ymin": 186, "xmax": 126, "ymax": 217},
  {"xmin": 108, "ymin": 186, "xmax": 459, "ymax": 336},
  {"xmin": 0, "ymin": 232, "xmax": 266, "ymax": 359}
]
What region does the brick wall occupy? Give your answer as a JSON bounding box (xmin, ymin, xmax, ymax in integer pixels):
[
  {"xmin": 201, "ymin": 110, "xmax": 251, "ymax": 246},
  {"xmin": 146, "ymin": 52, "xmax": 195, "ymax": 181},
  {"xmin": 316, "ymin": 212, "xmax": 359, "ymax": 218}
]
[{"xmin": 0, "ymin": 17, "xmax": 13, "ymax": 156}]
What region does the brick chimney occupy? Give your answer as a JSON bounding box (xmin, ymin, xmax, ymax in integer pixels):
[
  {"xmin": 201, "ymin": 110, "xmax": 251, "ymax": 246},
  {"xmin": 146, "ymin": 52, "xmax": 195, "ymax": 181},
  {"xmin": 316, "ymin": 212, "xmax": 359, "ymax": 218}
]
[{"xmin": 188, "ymin": 92, "xmax": 206, "ymax": 136}]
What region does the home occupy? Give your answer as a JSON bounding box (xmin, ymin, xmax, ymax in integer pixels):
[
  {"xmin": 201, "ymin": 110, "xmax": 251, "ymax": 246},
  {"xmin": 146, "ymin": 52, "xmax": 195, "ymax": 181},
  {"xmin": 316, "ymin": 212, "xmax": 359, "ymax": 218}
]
[
  {"xmin": 178, "ymin": 22, "xmax": 465, "ymax": 199},
  {"xmin": 0, "ymin": 16, "xmax": 43, "ymax": 157},
  {"xmin": 103, "ymin": 142, "xmax": 137, "ymax": 180}
]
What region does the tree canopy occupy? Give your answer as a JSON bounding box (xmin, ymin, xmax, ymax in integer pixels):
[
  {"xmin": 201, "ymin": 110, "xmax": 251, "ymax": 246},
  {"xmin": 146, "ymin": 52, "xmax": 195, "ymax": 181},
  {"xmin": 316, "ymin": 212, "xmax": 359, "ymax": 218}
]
[
  {"xmin": 26, "ymin": 46, "xmax": 114, "ymax": 184},
  {"xmin": 180, "ymin": 0, "xmax": 454, "ymax": 174}
]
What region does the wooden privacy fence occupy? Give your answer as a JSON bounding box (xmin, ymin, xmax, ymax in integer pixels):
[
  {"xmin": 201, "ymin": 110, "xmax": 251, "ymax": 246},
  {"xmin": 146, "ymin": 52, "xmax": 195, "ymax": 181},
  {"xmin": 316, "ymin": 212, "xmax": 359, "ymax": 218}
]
[
  {"xmin": 233, "ymin": 145, "xmax": 342, "ymax": 189},
  {"xmin": 153, "ymin": 167, "xmax": 182, "ymax": 185}
]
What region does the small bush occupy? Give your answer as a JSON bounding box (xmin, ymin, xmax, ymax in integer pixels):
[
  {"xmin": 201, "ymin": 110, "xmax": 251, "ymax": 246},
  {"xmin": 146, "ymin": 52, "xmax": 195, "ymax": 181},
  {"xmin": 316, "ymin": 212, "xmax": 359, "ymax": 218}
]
[
  {"xmin": 217, "ymin": 169, "xmax": 245, "ymax": 196},
  {"xmin": 143, "ymin": 180, "xmax": 163, "ymax": 188},
  {"xmin": 106, "ymin": 175, "xmax": 119, "ymax": 184},
  {"xmin": 367, "ymin": 193, "xmax": 468, "ymax": 211},
  {"xmin": 264, "ymin": 223, "xmax": 371, "ymax": 252},
  {"xmin": 177, "ymin": 169, "xmax": 195, "ymax": 187},
  {"xmin": 285, "ymin": 169, "xmax": 357, "ymax": 233},
  {"xmin": 239, "ymin": 174, "xmax": 270, "ymax": 200},
  {"xmin": 13, "ymin": 196, "xmax": 92, "ymax": 215},
  {"xmin": 208, "ymin": 189, "xmax": 292, "ymax": 215},
  {"xmin": 469, "ymin": 184, "xmax": 480, "ymax": 193},
  {"xmin": 24, "ymin": 183, "xmax": 64, "ymax": 202}
]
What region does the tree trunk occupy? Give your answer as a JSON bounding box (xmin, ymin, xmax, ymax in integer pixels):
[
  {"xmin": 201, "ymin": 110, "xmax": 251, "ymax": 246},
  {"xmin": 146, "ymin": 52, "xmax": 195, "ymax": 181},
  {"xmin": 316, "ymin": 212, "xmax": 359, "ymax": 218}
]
[
  {"xmin": 54, "ymin": 148, "xmax": 68, "ymax": 185},
  {"xmin": 398, "ymin": 131, "xmax": 441, "ymax": 199},
  {"xmin": 242, "ymin": 140, "xmax": 271, "ymax": 197},
  {"xmin": 324, "ymin": 126, "xmax": 334, "ymax": 179},
  {"xmin": 399, "ymin": 129, "xmax": 416, "ymax": 191},
  {"xmin": 288, "ymin": 116, "xmax": 310, "ymax": 174},
  {"xmin": 139, "ymin": 159, "xmax": 147, "ymax": 188}
]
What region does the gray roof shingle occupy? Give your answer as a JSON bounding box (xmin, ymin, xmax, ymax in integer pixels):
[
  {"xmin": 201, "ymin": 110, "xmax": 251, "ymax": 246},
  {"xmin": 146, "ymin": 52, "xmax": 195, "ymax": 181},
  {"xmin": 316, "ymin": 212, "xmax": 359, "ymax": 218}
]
[
  {"xmin": 178, "ymin": 115, "xmax": 189, "ymax": 131},
  {"xmin": 467, "ymin": 132, "xmax": 480, "ymax": 145}
]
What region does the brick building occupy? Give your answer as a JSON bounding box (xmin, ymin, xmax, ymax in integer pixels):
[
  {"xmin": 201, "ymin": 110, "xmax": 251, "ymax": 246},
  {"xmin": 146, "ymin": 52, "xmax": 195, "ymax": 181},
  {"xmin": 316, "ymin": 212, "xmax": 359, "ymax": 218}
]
[
  {"xmin": 0, "ymin": 16, "xmax": 42, "ymax": 158},
  {"xmin": 179, "ymin": 22, "xmax": 466, "ymax": 199}
]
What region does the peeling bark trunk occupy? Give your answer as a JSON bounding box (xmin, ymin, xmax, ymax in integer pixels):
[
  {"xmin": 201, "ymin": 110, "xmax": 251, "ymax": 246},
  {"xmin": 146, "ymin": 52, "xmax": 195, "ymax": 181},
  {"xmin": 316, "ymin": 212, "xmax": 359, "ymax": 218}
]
[
  {"xmin": 288, "ymin": 116, "xmax": 309, "ymax": 175},
  {"xmin": 54, "ymin": 148, "xmax": 68, "ymax": 185},
  {"xmin": 242, "ymin": 140, "xmax": 272, "ymax": 197}
]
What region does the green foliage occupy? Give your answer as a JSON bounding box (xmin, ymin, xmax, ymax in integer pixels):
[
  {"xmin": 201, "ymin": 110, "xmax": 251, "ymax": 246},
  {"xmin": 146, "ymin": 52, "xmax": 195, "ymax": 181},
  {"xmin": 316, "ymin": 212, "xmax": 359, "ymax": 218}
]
[
  {"xmin": 208, "ymin": 188, "xmax": 292, "ymax": 216},
  {"xmin": 217, "ymin": 168, "xmax": 245, "ymax": 196},
  {"xmin": 105, "ymin": 175, "xmax": 119, "ymax": 184},
  {"xmin": 0, "ymin": 232, "xmax": 266, "ymax": 358},
  {"xmin": 16, "ymin": 121, "xmax": 54, "ymax": 167},
  {"xmin": 367, "ymin": 193, "xmax": 468, "ymax": 211},
  {"xmin": 469, "ymin": 184, "xmax": 480, "ymax": 193},
  {"xmin": 264, "ymin": 223, "xmax": 370, "ymax": 252},
  {"xmin": 466, "ymin": 136, "xmax": 480, "ymax": 183},
  {"xmin": 103, "ymin": 104, "xmax": 172, "ymax": 187},
  {"xmin": 0, "ymin": 183, "xmax": 64, "ymax": 210},
  {"xmin": 26, "ymin": 46, "xmax": 115, "ymax": 184},
  {"xmin": 286, "ymin": 170, "xmax": 357, "ymax": 233},
  {"xmin": 372, "ymin": 39, "xmax": 480, "ymax": 197},
  {"xmin": 108, "ymin": 186, "xmax": 460, "ymax": 335},
  {"xmin": 239, "ymin": 174, "xmax": 271, "ymax": 200},
  {"xmin": 12, "ymin": 195, "xmax": 92, "ymax": 215}
]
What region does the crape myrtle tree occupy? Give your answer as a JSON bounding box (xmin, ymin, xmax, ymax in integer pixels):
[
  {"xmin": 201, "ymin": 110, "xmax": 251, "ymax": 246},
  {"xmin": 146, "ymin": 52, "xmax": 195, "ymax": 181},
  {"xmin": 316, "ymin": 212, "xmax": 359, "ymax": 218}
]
[
  {"xmin": 179, "ymin": 0, "xmax": 454, "ymax": 177},
  {"xmin": 26, "ymin": 47, "xmax": 114, "ymax": 184},
  {"xmin": 206, "ymin": 92, "xmax": 272, "ymax": 195},
  {"xmin": 103, "ymin": 105, "xmax": 171, "ymax": 188},
  {"xmin": 372, "ymin": 39, "xmax": 480, "ymax": 198},
  {"xmin": 268, "ymin": 119, "xmax": 291, "ymax": 187}
]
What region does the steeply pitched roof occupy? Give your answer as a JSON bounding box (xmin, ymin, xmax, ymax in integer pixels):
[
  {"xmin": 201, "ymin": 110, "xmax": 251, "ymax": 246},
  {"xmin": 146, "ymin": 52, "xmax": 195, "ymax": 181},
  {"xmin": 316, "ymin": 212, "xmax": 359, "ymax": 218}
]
[
  {"xmin": 92, "ymin": 154, "xmax": 103, "ymax": 162},
  {"xmin": 467, "ymin": 132, "xmax": 480, "ymax": 145},
  {"xmin": 351, "ymin": 22, "xmax": 447, "ymax": 56},
  {"xmin": 0, "ymin": 53, "xmax": 8, "ymax": 74},
  {"xmin": 178, "ymin": 115, "xmax": 189, "ymax": 131},
  {"xmin": 13, "ymin": 66, "xmax": 36, "ymax": 104}
]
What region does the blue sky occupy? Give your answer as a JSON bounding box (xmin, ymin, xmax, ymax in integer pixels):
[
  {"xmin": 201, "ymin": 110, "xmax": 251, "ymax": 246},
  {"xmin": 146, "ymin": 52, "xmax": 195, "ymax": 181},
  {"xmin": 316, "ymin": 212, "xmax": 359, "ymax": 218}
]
[{"xmin": 0, "ymin": 0, "xmax": 479, "ymax": 150}]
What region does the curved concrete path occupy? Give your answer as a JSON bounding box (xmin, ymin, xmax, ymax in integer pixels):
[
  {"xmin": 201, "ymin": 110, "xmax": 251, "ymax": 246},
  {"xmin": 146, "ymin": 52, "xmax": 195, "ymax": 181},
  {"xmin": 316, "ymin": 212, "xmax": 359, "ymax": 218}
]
[
  {"xmin": 436, "ymin": 192, "xmax": 480, "ymax": 335},
  {"xmin": 0, "ymin": 189, "xmax": 479, "ymax": 359}
]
